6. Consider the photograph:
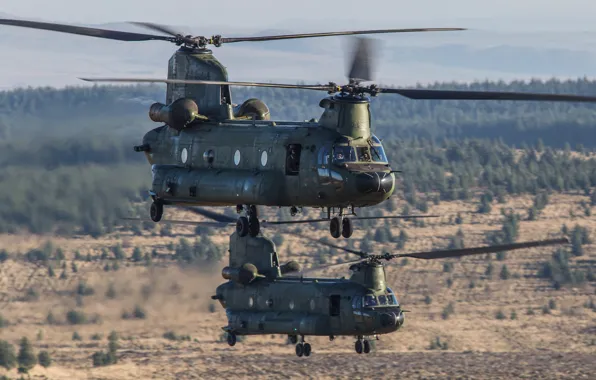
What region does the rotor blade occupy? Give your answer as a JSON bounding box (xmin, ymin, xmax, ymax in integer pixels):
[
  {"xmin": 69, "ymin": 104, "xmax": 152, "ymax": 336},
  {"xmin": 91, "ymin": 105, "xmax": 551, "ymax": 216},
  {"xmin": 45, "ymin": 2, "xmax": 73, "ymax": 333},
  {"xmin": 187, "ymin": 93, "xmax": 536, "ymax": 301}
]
[
  {"xmin": 348, "ymin": 37, "xmax": 376, "ymax": 83},
  {"xmin": 0, "ymin": 18, "xmax": 176, "ymax": 42},
  {"xmin": 350, "ymin": 215, "xmax": 439, "ymax": 221},
  {"xmin": 379, "ymin": 88, "xmax": 596, "ymax": 102},
  {"xmin": 79, "ymin": 77, "xmax": 330, "ymax": 91},
  {"xmin": 395, "ymin": 238, "xmax": 569, "ymax": 260},
  {"xmin": 220, "ymin": 27, "xmax": 466, "ymax": 44},
  {"xmin": 121, "ymin": 217, "xmax": 231, "ymax": 227},
  {"xmin": 176, "ymin": 206, "xmax": 237, "ymax": 224},
  {"xmin": 128, "ymin": 21, "xmax": 183, "ymax": 37}
]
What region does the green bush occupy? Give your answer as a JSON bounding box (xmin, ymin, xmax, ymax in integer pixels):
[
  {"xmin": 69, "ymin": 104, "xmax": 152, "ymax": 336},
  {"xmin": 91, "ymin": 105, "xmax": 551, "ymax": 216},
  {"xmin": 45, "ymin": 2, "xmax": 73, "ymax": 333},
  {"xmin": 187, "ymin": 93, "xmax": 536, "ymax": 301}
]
[
  {"xmin": 38, "ymin": 350, "xmax": 52, "ymax": 368},
  {"xmin": 66, "ymin": 310, "xmax": 87, "ymax": 325},
  {"xmin": 0, "ymin": 340, "xmax": 16, "ymax": 370}
]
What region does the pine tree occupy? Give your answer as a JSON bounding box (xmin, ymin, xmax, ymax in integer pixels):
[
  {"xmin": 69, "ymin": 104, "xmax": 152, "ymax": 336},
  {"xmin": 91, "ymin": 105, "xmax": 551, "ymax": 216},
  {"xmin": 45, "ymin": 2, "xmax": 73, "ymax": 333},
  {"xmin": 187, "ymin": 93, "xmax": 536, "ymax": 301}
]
[{"xmin": 17, "ymin": 337, "xmax": 37, "ymax": 374}]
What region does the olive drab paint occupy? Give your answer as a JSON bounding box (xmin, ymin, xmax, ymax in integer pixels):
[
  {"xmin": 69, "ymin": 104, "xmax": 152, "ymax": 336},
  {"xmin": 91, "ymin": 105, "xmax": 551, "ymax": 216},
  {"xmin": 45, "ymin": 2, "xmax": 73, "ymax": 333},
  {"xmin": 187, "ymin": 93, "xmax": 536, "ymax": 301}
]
[
  {"xmin": 141, "ymin": 93, "xmax": 395, "ymax": 210},
  {"xmin": 214, "ymin": 232, "xmax": 404, "ymax": 343}
]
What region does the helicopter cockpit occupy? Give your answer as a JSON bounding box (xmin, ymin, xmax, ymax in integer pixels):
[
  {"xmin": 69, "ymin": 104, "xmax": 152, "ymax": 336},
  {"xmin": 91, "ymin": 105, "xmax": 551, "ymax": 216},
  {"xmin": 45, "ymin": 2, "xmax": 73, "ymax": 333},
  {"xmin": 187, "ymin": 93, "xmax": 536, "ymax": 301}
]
[
  {"xmin": 352, "ymin": 287, "xmax": 399, "ymax": 309},
  {"xmin": 332, "ymin": 135, "xmax": 388, "ymax": 165}
]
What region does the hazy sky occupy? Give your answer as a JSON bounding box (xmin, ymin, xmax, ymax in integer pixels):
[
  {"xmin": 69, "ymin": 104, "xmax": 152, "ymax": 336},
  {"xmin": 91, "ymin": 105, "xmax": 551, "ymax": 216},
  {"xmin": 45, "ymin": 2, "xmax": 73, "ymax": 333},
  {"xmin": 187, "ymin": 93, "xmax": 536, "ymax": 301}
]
[{"xmin": 2, "ymin": 0, "xmax": 596, "ymax": 30}]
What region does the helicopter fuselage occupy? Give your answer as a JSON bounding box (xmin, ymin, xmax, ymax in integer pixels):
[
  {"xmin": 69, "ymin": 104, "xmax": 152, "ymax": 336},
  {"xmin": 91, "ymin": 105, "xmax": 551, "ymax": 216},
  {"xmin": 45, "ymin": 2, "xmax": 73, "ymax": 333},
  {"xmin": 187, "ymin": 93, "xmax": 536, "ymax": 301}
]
[
  {"xmin": 141, "ymin": 120, "xmax": 395, "ymax": 209},
  {"xmin": 215, "ymin": 275, "xmax": 404, "ymax": 338}
]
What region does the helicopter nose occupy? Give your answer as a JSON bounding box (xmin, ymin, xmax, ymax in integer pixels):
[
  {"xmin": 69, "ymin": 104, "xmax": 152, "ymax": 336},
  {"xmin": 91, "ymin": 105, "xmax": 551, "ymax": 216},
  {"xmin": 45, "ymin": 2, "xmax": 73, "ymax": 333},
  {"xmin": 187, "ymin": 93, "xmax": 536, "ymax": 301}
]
[
  {"xmin": 355, "ymin": 172, "xmax": 394, "ymax": 194},
  {"xmin": 380, "ymin": 312, "xmax": 397, "ymax": 327}
]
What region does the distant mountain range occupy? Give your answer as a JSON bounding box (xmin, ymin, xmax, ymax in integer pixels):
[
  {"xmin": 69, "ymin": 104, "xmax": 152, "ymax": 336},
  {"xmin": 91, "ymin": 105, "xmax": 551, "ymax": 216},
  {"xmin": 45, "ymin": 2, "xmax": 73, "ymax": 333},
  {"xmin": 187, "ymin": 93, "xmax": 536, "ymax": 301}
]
[{"xmin": 1, "ymin": 13, "xmax": 596, "ymax": 89}]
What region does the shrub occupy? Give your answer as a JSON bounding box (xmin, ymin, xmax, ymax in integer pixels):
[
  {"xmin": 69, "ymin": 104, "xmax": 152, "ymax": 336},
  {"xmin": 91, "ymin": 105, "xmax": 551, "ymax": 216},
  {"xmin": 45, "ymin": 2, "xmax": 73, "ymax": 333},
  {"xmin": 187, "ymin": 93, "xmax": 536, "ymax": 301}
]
[
  {"xmin": 38, "ymin": 350, "xmax": 51, "ymax": 368},
  {"xmin": 72, "ymin": 332, "xmax": 82, "ymax": 341},
  {"xmin": 66, "ymin": 310, "xmax": 87, "ymax": 325},
  {"xmin": 76, "ymin": 281, "xmax": 95, "ymax": 296},
  {"xmin": 132, "ymin": 305, "xmax": 146, "ymax": 319},
  {"xmin": 0, "ymin": 340, "xmax": 16, "ymax": 370},
  {"xmin": 510, "ymin": 311, "xmax": 517, "ymax": 320},
  {"xmin": 91, "ymin": 333, "xmax": 103, "ymax": 341},
  {"xmin": 549, "ymin": 299, "xmax": 557, "ymax": 310},
  {"xmin": 441, "ymin": 302, "xmax": 455, "ymax": 320},
  {"xmin": 500, "ymin": 265, "xmax": 510, "ymax": 280},
  {"xmin": 17, "ymin": 337, "xmax": 36, "ymax": 374},
  {"xmin": 424, "ymin": 295, "xmax": 432, "ymax": 305},
  {"xmin": 495, "ymin": 310, "xmax": 506, "ymax": 320}
]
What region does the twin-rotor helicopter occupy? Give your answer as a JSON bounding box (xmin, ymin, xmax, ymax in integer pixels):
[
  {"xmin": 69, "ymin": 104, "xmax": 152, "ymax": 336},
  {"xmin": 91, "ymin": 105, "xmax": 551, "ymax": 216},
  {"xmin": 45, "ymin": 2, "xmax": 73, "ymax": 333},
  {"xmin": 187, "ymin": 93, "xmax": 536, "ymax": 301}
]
[{"xmin": 3, "ymin": 18, "xmax": 596, "ymax": 239}]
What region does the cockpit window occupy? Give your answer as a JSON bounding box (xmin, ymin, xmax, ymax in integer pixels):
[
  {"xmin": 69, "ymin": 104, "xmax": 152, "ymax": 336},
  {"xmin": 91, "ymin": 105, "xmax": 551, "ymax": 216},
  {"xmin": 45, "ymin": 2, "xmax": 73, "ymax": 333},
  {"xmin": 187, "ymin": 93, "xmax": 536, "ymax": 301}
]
[
  {"xmin": 364, "ymin": 295, "xmax": 377, "ymax": 307},
  {"xmin": 332, "ymin": 146, "xmax": 356, "ymax": 164},
  {"xmin": 386, "ymin": 287, "xmax": 398, "ymax": 305},
  {"xmin": 370, "ymin": 145, "xmax": 388, "ymax": 163},
  {"xmin": 356, "ymin": 147, "xmax": 372, "ymax": 162},
  {"xmin": 378, "ymin": 295, "xmax": 387, "ymax": 305}
]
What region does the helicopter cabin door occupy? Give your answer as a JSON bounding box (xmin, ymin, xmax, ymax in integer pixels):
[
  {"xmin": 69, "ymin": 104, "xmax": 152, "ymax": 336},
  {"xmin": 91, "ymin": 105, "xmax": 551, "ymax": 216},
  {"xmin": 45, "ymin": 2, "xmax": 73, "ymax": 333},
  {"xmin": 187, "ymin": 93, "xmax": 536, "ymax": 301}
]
[
  {"xmin": 284, "ymin": 143, "xmax": 303, "ymax": 203},
  {"xmin": 329, "ymin": 294, "xmax": 341, "ymax": 331}
]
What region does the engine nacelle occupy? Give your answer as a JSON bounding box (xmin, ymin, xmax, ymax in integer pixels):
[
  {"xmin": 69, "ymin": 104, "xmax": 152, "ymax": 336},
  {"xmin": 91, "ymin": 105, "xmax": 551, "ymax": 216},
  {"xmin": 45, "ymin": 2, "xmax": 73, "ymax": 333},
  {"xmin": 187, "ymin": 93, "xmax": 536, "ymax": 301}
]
[
  {"xmin": 233, "ymin": 98, "xmax": 270, "ymax": 120},
  {"xmin": 280, "ymin": 260, "xmax": 301, "ymax": 275},
  {"xmin": 149, "ymin": 98, "xmax": 202, "ymax": 131},
  {"xmin": 222, "ymin": 263, "xmax": 259, "ymax": 285}
]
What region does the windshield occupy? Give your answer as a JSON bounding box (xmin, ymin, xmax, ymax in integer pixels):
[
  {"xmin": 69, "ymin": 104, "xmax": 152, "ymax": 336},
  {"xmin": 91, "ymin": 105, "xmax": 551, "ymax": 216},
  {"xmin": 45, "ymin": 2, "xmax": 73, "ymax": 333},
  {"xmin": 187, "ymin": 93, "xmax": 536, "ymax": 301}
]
[
  {"xmin": 370, "ymin": 145, "xmax": 388, "ymax": 163},
  {"xmin": 386, "ymin": 287, "xmax": 398, "ymax": 305},
  {"xmin": 363, "ymin": 295, "xmax": 378, "ymax": 307},
  {"xmin": 332, "ymin": 146, "xmax": 356, "ymax": 164}
]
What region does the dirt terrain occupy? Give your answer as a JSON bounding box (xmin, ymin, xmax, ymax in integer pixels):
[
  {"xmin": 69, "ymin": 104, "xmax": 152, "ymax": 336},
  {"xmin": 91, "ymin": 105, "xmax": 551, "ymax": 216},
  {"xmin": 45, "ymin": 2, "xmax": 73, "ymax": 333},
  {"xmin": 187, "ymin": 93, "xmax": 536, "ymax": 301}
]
[{"xmin": 0, "ymin": 193, "xmax": 595, "ymax": 379}]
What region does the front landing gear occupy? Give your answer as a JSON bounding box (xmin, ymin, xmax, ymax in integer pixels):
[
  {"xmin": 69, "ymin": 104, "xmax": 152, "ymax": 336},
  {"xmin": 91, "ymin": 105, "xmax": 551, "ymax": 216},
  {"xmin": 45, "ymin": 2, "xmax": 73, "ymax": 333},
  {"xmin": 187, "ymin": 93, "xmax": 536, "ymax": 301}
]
[
  {"xmin": 295, "ymin": 336, "xmax": 312, "ymax": 357},
  {"xmin": 329, "ymin": 216, "xmax": 353, "ymax": 239},
  {"xmin": 227, "ymin": 332, "xmax": 237, "ymax": 347},
  {"xmin": 150, "ymin": 201, "xmax": 163, "ymax": 222},
  {"xmin": 236, "ymin": 205, "xmax": 260, "ymax": 238},
  {"xmin": 355, "ymin": 336, "xmax": 371, "ymax": 354}
]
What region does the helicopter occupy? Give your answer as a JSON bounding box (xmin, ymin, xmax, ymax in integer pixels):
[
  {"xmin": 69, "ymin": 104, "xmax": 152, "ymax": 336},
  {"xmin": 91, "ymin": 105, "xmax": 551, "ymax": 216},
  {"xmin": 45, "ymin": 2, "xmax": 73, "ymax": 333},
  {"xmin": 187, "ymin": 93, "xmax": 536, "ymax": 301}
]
[
  {"xmin": 212, "ymin": 223, "xmax": 568, "ymax": 357},
  {"xmin": 4, "ymin": 18, "xmax": 596, "ymax": 240}
]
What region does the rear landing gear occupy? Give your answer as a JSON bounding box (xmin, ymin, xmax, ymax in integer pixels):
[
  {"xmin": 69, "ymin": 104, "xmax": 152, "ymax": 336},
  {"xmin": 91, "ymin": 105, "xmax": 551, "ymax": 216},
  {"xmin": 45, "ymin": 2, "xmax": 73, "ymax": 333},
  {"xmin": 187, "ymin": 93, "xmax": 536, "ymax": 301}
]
[
  {"xmin": 150, "ymin": 201, "xmax": 163, "ymax": 222},
  {"xmin": 236, "ymin": 205, "xmax": 260, "ymax": 237}
]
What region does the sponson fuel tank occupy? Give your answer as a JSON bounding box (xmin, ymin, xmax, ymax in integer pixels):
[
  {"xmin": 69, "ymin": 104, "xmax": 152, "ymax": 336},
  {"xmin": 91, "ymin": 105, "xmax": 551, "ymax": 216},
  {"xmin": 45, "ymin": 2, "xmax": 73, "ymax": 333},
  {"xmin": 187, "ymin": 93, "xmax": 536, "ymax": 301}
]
[{"xmin": 150, "ymin": 165, "xmax": 285, "ymax": 206}]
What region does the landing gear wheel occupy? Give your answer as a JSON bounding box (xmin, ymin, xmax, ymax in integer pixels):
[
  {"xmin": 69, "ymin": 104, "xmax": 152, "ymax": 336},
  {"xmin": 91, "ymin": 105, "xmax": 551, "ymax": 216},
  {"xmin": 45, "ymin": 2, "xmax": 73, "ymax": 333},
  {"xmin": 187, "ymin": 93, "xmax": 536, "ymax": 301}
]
[
  {"xmin": 329, "ymin": 216, "xmax": 341, "ymax": 239},
  {"xmin": 227, "ymin": 332, "xmax": 237, "ymax": 347},
  {"xmin": 248, "ymin": 216, "xmax": 260, "ymax": 237},
  {"xmin": 150, "ymin": 202, "xmax": 163, "ymax": 222},
  {"xmin": 363, "ymin": 340, "xmax": 371, "ymax": 354},
  {"xmin": 289, "ymin": 335, "xmax": 298, "ymax": 344},
  {"xmin": 290, "ymin": 206, "xmax": 298, "ymax": 216},
  {"xmin": 236, "ymin": 216, "xmax": 249, "ymax": 237},
  {"xmin": 295, "ymin": 343, "xmax": 304, "ymax": 357},
  {"xmin": 355, "ymin": 340, "xmax": 363, "ymax": 354},
  {"xmin": 303, "ymin": 343, "xmax": 311, "ymax": 357},
  {"xmin": 341, "ymin": 218, "xmax": 353, "ymax": 238}
]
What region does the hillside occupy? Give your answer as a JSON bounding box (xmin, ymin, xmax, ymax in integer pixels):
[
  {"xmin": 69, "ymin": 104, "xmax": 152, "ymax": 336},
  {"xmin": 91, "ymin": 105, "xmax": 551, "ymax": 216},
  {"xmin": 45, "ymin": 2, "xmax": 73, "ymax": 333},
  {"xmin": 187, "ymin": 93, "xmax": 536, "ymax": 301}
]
[
  {"xmin": 0, "ymin": 80, "xmax": 596, "ymax": 378},
  {"xmin": 0, "ymin": 192, "xmax": 594, "ymax": 379}
]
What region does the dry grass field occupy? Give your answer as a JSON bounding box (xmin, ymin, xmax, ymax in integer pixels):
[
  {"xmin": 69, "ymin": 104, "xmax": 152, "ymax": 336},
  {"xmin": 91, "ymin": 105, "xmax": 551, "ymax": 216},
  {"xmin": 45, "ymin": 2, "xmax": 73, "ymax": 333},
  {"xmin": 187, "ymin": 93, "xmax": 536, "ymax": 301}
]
[{"xmin": 0, "ymin": 193, "xmax": 595, "ymax": 379}]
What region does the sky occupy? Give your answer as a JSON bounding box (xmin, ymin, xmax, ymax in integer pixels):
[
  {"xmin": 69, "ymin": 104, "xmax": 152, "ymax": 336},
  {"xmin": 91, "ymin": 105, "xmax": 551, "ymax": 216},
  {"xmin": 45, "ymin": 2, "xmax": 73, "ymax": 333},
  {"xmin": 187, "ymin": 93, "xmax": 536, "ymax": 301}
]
[
  {"xmin": 2, "ymin": 1, "xmax": 596, "ymax": 89},
  {"xmin": 2, "ymin": 0, "xmax": 596, "ymax": 30}
]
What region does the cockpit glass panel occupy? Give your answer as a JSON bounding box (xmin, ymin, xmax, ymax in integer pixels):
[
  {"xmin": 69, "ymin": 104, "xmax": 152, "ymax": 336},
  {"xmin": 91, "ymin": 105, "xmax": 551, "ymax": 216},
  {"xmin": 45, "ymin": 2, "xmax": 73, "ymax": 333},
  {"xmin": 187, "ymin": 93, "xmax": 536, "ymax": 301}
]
[
  {"xmin": 378, "ymin": 295, "xmax": 387, "ymax": 305},
  {"xmin": 386, "ymin": 287, "xmax": 398, "ymax": 305},
  {"xmin": 356, "ymin": 147, "xmax": 372, "ymax": 162},
  {"xmin": 371, "ymin": 135, "xmax": 382, "ymax": 144},
  {"xmin": 352, "ymin": 295, "xmax": 362, "ymax": 309},
  {"xmin": 364, "ymin": 295, "xmax": 377, "ymax": 307},
  {"xmin": 318, "ymin": 146, "xmax": 330, "ymax": 165},
  {"xmin": 370, "ymin": 145, "xmax": 388, "ymax": 163},
  {"xmin": 332, "ymin": 146, "xmax": 356, "ymax": 164}
]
